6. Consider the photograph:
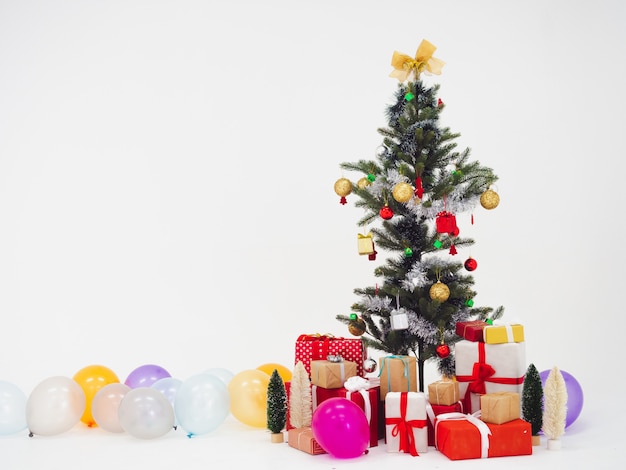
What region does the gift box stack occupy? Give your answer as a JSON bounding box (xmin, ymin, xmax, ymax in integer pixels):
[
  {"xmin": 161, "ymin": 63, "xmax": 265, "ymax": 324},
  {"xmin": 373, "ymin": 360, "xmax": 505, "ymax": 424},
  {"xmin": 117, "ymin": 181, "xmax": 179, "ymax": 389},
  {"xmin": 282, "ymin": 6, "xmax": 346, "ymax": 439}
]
[
  {"xmin": 429, "ymin": 320, "xmax": 532, "ymax": 460},
  {"xmin": 425, "ymin": 378, "xmax": 464, "ymax": 447},
  {"xmin": 454, "ymin": 320, "xmax": 526, "ymax": 414},
  {"xmin": 289, "ymin": 334, "xmax": 380, "ymax": 452},
  {"xmin": 434, "ymin": 391, "xmax": 532, "ymax": 460}
]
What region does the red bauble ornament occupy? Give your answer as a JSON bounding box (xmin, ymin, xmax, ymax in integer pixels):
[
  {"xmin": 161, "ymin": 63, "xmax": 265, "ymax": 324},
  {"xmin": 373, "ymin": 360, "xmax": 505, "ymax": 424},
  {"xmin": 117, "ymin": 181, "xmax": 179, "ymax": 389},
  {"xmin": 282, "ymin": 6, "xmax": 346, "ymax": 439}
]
[
  {"xmin": 436, "ymin": 343, "xmax": 450, "ymax": 359},
  {"xmin": 464, "ymin": 257, "xmax": 478, "ymax": 271},
  {"xmin": 379, "ymin": 205, "xmax": 394, "ymax": 220}
]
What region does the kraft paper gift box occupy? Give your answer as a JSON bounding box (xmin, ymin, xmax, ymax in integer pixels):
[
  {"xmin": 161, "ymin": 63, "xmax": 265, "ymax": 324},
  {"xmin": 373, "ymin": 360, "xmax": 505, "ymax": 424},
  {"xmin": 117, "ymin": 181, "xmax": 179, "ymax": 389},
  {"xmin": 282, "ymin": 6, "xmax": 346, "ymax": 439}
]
[
  {"xmin": 311, "ymin": 377, "xmax": 380, "ymax": 447},
  {"xmin": 454, "ymin": 340, "xmax": 525, "ymax": 414},
  {"xmin": 378, "ymin": 355, "xmax": 418, "ymax": 400},
  {"xmin": 427, "ymin": 379, "xmax": 460, "ymax": 406},
  {"xmin": 287, "ymin": 427, "xmax": 326, "ymax": 455},
  {"xmin": 480, "ymin": 392, "xmax": 520, "ymax": 425},
  {"xmin": 310, "ymin": 360, "xmax": 357, "ymax": 389},
  {"xmin": 294, "ymin": 334, "xmax": 365, "ymax": 377},
  {"xmin": 357, "ymin": 232, "xmax": 375, "ymax": 255},
  {"xmin": 455, "ymin": 320, "xmax": 488, "ymax": 342},
  {"xmin": 425, "ymin": 401, "xmax": 464, "ymax": 447},
  {"xmin": 483, "ymin": 323, "xmax": 525, "ymax": 344},
  {"xmin": 435, "ymin": 413, "xmax": 532, "ymax": 460},
  {"xmin": 385, "ymin": 391, "xmax": 428, "ymax": 456}
]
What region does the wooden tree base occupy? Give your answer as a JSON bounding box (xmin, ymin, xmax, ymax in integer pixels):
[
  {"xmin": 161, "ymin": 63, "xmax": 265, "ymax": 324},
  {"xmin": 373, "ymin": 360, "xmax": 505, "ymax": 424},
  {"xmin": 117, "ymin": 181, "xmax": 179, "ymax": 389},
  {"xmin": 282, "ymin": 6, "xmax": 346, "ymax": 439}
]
[
  {"xmin": 532, "ymin": 435, "xmax": 541, "ymax": 446},
  {"xmin": 270, "ymin": 432, "xmax": 284, "ymax": 443}
]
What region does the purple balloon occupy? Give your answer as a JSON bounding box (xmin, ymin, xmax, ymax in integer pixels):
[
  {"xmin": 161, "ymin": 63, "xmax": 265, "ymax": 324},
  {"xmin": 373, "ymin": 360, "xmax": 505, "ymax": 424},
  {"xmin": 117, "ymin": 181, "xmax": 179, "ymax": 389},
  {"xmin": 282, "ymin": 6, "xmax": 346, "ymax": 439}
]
[
  {"xmin": 125, "ymin": 364, "xmax": 171, "ymax": 389},
  {"xmin": 539, "ymin": 369, "xmax": 584, "ymax": 428},
  {"xmin": 311, "ymin": 397, "xmax": 369, "ymax": 459}
]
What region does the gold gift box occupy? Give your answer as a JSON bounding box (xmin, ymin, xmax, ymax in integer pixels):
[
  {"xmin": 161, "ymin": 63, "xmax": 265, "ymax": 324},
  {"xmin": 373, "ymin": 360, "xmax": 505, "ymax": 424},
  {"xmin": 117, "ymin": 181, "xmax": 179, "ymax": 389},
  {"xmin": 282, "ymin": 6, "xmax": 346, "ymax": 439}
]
[
  {"xmin": 310, "ymin": 360, "xmax": 357, "ymax": 389},
  {"xmin": 428, "ymin": 379, "xmax": 460, "ymax": 406},
  {"xmin": 480, "ymin": 392, "xmax": 520, "ymax": 424},
  {"xmin": 287, "ymin": 427, "xmax": 326, "ymax": 455},
  {"xmin": 483, "ymin": 324, "xmax": 524, "ymax": 344}
]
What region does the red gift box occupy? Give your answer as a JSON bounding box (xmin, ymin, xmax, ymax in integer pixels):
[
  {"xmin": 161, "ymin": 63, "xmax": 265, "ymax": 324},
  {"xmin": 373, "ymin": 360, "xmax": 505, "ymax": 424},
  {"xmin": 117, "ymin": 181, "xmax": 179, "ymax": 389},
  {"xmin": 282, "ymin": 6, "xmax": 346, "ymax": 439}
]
[
  {"xmin": 425, "ymin": 401, "xmax": 464, "ymax": 447},
  {"xmin": 455, "ymin": 320, "xmax": 488, "ymax": 342},
  {"xmin": 311, "ymin": 380, "xmax": 380, "ymax": 447},
  {"xmin": 435, "ymin": 413, "xmax": 532, "ymax": 460},
  {"xmin": 295, "ymin": 334, "xmax": 365, "ymax": 377},
  {"xmin": 436, "ymin": 211, "xmax": 458, "ymax": 235}
]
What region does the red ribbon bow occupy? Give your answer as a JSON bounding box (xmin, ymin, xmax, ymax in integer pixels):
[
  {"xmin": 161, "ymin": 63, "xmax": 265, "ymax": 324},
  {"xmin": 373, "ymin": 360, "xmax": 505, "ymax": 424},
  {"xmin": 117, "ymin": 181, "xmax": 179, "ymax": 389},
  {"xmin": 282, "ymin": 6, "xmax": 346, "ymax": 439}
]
[
  {"xmin": 467, "ymin": 362, "xmax": 496, "ymax": 394},
  {"xmin": 455, "ymin": 342, "xmax": 524, "ymax": 412},
  {"xmin": 385, "ymin": 392, "xmax": 427, "ymax": 456}
]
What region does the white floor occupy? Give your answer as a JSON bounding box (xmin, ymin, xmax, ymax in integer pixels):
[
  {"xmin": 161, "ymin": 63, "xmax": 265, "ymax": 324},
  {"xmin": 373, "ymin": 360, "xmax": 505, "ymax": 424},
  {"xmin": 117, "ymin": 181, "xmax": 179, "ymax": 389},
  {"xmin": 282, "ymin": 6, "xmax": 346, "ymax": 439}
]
[{"xmin": 0, "ymin": 391, "xmax": 618, "ymax": 470}]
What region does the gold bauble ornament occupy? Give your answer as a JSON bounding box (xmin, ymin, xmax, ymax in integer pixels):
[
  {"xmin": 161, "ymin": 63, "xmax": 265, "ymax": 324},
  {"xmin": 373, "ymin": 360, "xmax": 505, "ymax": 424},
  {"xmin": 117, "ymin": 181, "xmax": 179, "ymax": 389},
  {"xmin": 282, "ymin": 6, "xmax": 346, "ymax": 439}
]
[
  {"xmin": 392, "ymin": 182, "xmax": 414, "ymax": 203},
  {"xmin": 348, "ymin": 317, "xmax": 367, "ymax": 336},
  {"xmin": 429, "ymin": 281, "xmax": 450, "ymax": 302},
  {"xmin": 357, "ymin": 177, "xmax": 371, "ymax": 190},
  {"xmin": 334, "ymin": 178, "xmax": 353, "ymax": 197},
  {"xmin": 480, "ymin": 189, "xmax": 500, "ymax": 210}
]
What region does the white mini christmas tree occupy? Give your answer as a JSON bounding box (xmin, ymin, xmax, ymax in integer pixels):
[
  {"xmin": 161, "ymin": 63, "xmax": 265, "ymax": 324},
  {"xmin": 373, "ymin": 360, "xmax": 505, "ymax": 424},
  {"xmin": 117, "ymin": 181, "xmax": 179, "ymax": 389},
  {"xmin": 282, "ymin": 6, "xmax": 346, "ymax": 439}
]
[
  {"xmin": 289, "ymin": 361, "xmax": 312, "ymax": 429},
  {"xmin": 542, "ymin": 366, "xmax": 568, "ymax": 450}
]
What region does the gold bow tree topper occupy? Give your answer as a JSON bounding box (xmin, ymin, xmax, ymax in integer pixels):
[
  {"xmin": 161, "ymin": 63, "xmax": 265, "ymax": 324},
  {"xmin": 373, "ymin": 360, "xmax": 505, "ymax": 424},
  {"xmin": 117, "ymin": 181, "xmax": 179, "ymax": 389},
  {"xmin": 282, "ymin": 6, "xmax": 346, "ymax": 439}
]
[{"xmin": 389, "ymin": 39, "xmax": 445, "ymax": 82}]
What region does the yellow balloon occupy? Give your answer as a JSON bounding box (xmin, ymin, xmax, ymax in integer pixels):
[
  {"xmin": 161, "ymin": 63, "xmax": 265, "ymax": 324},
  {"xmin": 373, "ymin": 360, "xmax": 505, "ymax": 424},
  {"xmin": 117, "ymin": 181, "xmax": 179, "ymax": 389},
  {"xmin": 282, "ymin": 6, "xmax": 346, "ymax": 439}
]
[
  {"xmin": 73, "ymin": 365, "xmax": 120, "ymax": 427},
  {"xmin": 228, "ymin": 369, "xmax": 270, "ymax": 428},
  {"xmin": 256, "ymin": 363, "xmax": 292, "ymax": 383}
]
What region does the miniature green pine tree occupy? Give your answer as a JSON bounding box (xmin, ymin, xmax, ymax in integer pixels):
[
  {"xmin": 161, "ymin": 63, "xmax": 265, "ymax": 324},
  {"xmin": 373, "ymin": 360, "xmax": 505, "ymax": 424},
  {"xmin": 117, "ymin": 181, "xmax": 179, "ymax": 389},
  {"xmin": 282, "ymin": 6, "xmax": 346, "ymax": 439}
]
[
  {"xmin": 267, "ymin": 369, "xmax": 287, "ymax": 442},
  {"xmin": 522, "ymin": 363, "xmax": 543, "ymax": 445},
  {"xmin": 335, "ymin": 40, "xmax": 503, "ymax": 389}
]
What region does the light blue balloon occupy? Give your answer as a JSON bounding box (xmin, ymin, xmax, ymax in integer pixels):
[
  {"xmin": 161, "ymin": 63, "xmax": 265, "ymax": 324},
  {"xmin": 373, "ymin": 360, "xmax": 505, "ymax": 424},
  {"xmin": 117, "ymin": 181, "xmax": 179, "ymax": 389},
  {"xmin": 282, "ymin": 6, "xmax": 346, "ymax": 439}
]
[
  {"xmin": 175, "ymin": 373, "xmax": 230, "ymax": 437},
  {"xmin": 203, "ymin": 367, "xmax": 235, "ymax": 387},
  {"xmin": 151, "ymin": 377, "xmax": 183, "ymax": 426},
  {"xmin": 0, "ymin": 380, "xmax": 28, "ymax": 436}
]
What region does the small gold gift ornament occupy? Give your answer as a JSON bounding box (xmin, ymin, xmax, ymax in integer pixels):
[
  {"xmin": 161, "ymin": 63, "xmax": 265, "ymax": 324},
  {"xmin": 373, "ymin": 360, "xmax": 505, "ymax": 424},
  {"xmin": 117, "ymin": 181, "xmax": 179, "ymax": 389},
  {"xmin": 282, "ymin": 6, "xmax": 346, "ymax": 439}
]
[{"xmin": 357, "ymin": 232, "xmax": 375, "ymax": 255}]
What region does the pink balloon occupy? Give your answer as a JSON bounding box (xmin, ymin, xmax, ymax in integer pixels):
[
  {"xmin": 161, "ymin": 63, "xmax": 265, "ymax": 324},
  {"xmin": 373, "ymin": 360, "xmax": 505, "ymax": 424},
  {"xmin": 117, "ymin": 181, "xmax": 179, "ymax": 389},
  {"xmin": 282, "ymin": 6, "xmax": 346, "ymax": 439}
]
[{"xmin": 311, "ymin": 397, "xmax": 369, "ymax": 459}]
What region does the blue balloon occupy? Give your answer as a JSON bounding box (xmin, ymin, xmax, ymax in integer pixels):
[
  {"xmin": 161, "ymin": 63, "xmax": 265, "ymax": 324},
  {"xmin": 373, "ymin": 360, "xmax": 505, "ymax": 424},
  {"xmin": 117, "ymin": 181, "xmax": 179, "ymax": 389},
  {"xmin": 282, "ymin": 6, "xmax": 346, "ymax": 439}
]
[
  {"xmin": 539, "ymin": 369, "xmax": 584, "ymax": 428},
  {"xmin": 151, "ymin": 377, "xmax": 183, "ymax": 427},
  {"xmin": 203, "ymin": 367, "xmax": 235, "ymax": 387},
  {"xmin": 174, "ymin": 373, "xmax": 230, "ymax": 437},
  {"xmin": 0, "ymin": 380, "xmax": 28, "ymax": 435}
]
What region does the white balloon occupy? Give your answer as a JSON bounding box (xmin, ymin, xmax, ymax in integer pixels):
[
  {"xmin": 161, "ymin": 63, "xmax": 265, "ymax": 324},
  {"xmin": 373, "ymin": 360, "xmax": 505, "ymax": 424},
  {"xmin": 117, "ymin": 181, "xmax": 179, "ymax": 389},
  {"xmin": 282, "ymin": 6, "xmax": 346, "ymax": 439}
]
[
  {"xmin": 0, "ymin": 380, "xmax": 28, "ymax": 435},
  {"xmin": 92, "ymin": 383, "xmax": 131, "ymax": 433},
  {"xmin": 118, "ymin": 387, "xmax": 174, "ymax": 439},
  {"xmin": 26, "ymin": 376, "xmax": 86, "ymax": 436}
]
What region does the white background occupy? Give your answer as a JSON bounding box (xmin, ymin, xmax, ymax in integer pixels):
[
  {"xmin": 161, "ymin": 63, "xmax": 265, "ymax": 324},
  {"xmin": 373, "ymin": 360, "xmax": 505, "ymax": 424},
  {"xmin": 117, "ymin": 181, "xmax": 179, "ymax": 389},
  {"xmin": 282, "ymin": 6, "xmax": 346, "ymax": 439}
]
[{"xmin": 0, "ymin": 0, "xmax": 624, "ymax": 468}]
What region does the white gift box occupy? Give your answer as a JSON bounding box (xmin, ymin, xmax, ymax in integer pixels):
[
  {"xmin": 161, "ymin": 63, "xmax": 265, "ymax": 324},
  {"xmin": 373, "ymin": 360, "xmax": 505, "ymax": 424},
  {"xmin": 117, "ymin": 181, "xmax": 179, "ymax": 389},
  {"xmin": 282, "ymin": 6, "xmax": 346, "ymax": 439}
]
[
  {"xmin": 454, "ymin": 340, "xmax": 526, "ymax": 414},
  {"xmin": 385, "ymin": 391, "xmax": 428, "ymax": 456}
]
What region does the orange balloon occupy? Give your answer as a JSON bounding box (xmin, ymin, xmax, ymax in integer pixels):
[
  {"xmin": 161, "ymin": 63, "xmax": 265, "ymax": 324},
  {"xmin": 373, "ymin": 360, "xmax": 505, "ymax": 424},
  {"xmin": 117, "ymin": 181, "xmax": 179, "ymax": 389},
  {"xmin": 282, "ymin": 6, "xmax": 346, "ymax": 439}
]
[
  {"xmin": 228, "ymin": 369, "xmax": 270, "ymax": 428},
  {"xmin": 256, "ymin": 363, "xmax": 292, "ymax": 383},
  {"xmin": 73, "ymin": 365, "xmax": 120, "ymax": 427}
]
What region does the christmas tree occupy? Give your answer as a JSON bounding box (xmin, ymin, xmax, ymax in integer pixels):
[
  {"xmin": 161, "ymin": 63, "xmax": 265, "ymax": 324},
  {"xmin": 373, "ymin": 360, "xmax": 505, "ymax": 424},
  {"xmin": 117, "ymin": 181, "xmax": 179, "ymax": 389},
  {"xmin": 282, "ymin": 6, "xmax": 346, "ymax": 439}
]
[
  {"xmin": 522, "ymin": 363, "xmax": 544, "ymax": 445},
  {"xmin": 266, "ymin": 369, "xmax": 287, "ymax": 442},
  {"xmin": 336, "ymin": 40, "xmax": 503, "ymax": 390}
]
